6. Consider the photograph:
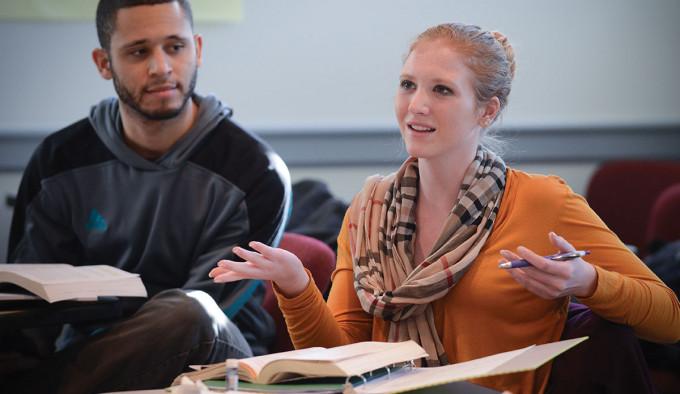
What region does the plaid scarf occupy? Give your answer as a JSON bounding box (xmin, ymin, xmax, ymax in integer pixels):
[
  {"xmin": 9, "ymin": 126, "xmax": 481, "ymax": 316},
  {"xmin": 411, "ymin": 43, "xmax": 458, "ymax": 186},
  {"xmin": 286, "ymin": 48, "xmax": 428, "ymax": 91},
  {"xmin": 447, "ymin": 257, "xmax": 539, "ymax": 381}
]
[{"xmin": 348, "ymin": 147, "xmax": 506, "ymax": 366}]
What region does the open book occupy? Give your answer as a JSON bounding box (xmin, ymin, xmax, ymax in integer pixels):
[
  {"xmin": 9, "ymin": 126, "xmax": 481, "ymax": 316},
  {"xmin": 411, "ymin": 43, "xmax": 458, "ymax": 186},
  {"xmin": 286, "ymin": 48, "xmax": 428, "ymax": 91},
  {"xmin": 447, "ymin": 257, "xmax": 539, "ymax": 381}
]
[
  {"xmin": 0, "ymin": 264, "xmax": 147, "ymax": 303},
  {"xmin": 175, "ymin": 341, "xmax": 428, "ymax": 385},
  {"xmin": 176, "ymin": 337, "xmax": 586, "ymax": 391}
]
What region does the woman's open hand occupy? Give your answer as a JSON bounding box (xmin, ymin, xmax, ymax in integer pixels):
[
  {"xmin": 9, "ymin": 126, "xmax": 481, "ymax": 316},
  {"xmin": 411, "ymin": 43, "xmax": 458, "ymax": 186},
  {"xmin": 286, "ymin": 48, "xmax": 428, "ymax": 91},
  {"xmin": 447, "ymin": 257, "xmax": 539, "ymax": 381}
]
[
  {"xmin": 500, "ymin": 232, "xmax": 597, "ymax": 299},
  {"xmin": 209, "ymin": 241, "xmax": 310, "ymax": 298}
]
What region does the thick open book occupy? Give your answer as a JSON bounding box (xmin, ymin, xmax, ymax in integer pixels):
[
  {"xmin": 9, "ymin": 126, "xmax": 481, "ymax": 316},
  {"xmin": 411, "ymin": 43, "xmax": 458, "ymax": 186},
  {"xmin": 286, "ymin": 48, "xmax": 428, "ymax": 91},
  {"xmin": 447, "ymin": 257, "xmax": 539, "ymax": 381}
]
[
  {"xmin": 175, "ymin": 341, "xmax": 428, "ymax": 385},
  {"xmin": 0, "ymin": 264, "xmax": 147, "ymax": 303},
  {"xmin": 176, "ymin": 337, "xmax": 586, "ymax": 392}
]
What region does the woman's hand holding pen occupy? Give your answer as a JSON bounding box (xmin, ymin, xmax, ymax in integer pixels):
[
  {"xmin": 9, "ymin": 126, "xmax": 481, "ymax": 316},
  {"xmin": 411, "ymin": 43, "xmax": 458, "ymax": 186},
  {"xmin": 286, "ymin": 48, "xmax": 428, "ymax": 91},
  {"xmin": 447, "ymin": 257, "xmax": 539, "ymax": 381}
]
[
  {"xmin": 500, "ymin": 232, "xmax": 598, "ymax": 299},
  {"xmin": 209, "ymin": 242, "xmax": 310, "ymax": 298}
]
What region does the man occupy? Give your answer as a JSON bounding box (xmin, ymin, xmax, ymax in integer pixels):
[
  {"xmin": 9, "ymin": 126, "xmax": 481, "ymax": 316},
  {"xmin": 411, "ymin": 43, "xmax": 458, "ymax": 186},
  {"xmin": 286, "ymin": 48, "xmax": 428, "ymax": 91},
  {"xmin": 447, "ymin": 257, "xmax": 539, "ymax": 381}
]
[{"xmin": 4, "ymin": 0, "xmax": 290, "ymax": 392}]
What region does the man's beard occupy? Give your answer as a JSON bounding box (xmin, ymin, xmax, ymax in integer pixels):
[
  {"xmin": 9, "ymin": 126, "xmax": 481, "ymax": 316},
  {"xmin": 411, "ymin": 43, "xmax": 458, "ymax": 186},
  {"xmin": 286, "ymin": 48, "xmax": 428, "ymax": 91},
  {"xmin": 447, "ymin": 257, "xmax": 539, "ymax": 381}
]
[{"xmin": 112, "ymin": 67, "xmax": 198, "ymax": 121}]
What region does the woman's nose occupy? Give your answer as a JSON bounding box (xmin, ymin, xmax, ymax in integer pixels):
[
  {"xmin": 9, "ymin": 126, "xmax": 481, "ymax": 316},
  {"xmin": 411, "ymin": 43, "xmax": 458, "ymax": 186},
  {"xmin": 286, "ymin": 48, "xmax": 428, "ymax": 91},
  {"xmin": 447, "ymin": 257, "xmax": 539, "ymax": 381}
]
[{"xmin": 408, "ymin": 89, "xmax": 430, "ymax": 115}]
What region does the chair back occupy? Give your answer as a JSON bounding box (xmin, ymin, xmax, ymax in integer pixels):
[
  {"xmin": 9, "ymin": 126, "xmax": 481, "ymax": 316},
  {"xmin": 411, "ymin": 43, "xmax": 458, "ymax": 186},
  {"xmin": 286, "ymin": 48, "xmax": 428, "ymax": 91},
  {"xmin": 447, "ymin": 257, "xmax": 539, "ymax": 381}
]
[
  {"xmin": 646, "ymin": 183, "xmax": 680, "ymax": 248},
  {"xmin": 262, "ymin": 232, "xmax": 336, "ymax": 353},
  {"xmin": 586, "ymin": 160, "xmax": 680, "ymax": 257}
]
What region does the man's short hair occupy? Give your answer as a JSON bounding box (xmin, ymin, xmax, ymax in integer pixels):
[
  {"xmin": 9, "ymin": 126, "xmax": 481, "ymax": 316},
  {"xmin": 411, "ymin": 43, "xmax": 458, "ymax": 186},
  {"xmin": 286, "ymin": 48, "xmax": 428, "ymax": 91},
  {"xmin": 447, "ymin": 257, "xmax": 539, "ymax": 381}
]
[{"xmin": 96, "ymin": 0, "xmax": 194, "ymax": 51}]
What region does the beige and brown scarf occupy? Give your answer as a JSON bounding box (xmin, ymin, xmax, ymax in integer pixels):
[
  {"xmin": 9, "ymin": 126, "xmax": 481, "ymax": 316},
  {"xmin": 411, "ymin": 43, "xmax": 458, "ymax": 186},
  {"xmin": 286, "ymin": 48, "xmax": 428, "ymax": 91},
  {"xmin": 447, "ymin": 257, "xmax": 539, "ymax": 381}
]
[{"xmin": 348, "ymin": 147, "xmax": 506, "ymax": 366}]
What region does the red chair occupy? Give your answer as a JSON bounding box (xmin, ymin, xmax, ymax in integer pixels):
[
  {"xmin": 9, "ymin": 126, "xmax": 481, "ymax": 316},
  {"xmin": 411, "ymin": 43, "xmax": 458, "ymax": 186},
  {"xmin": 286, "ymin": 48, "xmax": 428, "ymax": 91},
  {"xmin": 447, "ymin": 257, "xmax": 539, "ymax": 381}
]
[
  {"xmin": 263, "ymin": 232, "xmax": 336, "ymax": 353},
  {"xmin": 646, "ymin": 183, "xmax": 680, "ymax": 248},
  {"xmin": 586, "ymin": 160, "xmax": 680, "ymax": 257}
]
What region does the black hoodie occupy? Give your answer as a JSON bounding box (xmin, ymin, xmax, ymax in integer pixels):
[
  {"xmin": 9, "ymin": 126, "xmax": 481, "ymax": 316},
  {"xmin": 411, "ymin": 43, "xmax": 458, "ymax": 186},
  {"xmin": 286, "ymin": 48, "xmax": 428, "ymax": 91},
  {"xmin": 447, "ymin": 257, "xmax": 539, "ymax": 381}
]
[{"xmin": 8, "ymin": 94, "xmax": 290, "ymax": 354}]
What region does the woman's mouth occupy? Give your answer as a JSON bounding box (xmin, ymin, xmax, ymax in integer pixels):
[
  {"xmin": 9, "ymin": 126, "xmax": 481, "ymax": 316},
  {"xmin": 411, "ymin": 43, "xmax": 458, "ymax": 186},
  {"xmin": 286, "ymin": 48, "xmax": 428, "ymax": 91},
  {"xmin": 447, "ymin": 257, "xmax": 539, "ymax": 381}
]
[{"xmin": 408, "ymin": 123, "xmax": 436, "ymax": 133}]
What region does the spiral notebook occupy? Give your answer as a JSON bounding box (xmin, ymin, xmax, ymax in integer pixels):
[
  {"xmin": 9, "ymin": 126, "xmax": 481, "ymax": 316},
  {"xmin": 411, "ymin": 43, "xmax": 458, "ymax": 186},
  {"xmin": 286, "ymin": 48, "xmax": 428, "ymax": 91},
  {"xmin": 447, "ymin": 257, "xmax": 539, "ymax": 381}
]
[{"xmin": 351, "ymin": 336, "xmax": 587, "ymax": 393}]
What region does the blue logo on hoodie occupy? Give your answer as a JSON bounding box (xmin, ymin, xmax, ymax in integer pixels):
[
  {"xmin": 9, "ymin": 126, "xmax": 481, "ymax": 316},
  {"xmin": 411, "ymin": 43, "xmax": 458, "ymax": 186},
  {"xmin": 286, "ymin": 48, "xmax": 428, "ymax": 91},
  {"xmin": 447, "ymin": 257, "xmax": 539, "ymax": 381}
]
[{"xmin": 86, "ymin": 209, "xmax": 108, "ymax": 232}]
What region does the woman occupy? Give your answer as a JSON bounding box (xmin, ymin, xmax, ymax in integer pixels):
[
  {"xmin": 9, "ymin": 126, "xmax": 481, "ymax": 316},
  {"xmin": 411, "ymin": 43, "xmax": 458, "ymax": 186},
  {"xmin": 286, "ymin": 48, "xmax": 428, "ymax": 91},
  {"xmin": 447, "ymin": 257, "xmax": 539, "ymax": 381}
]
[{"xmin": 210, "ymin": 23, "xmax": 680, "ymax": 393}]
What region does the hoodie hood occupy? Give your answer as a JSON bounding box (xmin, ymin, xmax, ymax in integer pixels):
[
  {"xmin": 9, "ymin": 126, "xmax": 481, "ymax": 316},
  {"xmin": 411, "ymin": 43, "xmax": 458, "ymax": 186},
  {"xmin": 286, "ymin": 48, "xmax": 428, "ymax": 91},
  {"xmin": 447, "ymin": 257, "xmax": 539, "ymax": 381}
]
[{"xmin": 88, "ymin": 94, "xmax": 232, "ymax": 170}]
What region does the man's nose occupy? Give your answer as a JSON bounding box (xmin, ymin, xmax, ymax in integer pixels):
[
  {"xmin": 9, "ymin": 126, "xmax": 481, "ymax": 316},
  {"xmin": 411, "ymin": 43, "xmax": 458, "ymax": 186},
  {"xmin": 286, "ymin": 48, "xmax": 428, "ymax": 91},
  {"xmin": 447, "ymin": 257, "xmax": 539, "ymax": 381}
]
[{"xmin": 148, "ymin": 49, "xmax": 172, "ymax": 76}]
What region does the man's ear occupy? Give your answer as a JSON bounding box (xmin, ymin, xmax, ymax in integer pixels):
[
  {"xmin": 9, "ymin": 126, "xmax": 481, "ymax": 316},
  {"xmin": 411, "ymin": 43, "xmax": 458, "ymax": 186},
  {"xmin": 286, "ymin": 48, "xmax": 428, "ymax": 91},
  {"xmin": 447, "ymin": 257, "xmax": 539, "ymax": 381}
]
[
  {"xmin": 194, "ymin": 34, "xmax": 203, "ymax": 67},
  {"xmin": 479, "ymin": 96, "xmax": 501, "ymax": 128},
  {"xmin": 92, "ymin": 48, "xmax": 113, "ymax": 80}
]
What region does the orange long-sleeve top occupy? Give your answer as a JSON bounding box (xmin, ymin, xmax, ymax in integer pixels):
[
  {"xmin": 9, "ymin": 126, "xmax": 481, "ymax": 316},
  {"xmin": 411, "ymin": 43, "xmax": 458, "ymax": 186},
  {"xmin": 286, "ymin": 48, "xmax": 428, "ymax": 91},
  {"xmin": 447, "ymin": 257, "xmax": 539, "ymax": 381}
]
[{"xmin": 275, "ymin": 169, "xmax": 680, "ymax": 394}]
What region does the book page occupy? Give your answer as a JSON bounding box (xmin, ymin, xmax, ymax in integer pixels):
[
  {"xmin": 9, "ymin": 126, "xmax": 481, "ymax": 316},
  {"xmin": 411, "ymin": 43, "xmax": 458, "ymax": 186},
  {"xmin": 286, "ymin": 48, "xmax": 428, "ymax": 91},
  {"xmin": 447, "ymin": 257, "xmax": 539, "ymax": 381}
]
[
  {"xmin": 73, "ymin": 265, "xmax": 139, "ymax": 281},
  {"xmin": 240, "ymin": 347, "xmax": 326, "ymax": 377},
  {"xmin": 278, "ymin": 341, "xmax": 396, "ymax": 362},
  {"xmin": 490, "ymin": 337, "xmax": 588, "ymax": 375},
  {"xmin": 174, "ymin": 347, "xmax": 327, "ymax": 384},
  {"xmin": 354, "ymin": 347, "xmax": 527, "ymax": 393},
  {"xmin": 0, "ymin": 264, "xmax": 75, "ymax": 284},
  {"xmin": 257, "ymin": 341, "xmax": 428, "ymax": 384},
  {"xmin": 0, "ymin": 264, "xmax": 136, "ymax": 284},
  {"xmin": 334, "ymin": 341, "xmax": 429, "ymax": 377}
]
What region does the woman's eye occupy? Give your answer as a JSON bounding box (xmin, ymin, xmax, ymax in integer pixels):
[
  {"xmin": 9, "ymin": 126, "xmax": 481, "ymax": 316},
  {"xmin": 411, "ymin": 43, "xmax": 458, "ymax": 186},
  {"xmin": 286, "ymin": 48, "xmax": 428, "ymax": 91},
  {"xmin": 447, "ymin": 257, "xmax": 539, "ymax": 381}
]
[
  {"xmin": 433, "ymin": 85, "xmax": 453, "ymax": 96},
  {"xmin": 400, "ymin": 80, "xmax": 415, "ymax": 90}
]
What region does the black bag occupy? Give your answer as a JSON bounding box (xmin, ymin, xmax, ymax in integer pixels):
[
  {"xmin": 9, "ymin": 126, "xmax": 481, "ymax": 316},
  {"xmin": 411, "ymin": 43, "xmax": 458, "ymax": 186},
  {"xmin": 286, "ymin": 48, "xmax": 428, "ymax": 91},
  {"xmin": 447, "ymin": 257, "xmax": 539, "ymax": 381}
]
[
  {"xmin": 286, "ymin": 180, "xmax": 348, "ymax": 253},
  {"xmin": 645, "ymin": 240, "xmax": 680, "ymax": 296}
]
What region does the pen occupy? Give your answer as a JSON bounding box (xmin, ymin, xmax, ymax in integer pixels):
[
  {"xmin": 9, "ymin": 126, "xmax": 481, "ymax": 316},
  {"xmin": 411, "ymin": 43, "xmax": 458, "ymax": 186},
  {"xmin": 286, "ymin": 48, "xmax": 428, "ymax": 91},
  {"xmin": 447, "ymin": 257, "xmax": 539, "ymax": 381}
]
[{"xmin": 498, "ymin": 250, "xmax": 590, "ymax": 269}]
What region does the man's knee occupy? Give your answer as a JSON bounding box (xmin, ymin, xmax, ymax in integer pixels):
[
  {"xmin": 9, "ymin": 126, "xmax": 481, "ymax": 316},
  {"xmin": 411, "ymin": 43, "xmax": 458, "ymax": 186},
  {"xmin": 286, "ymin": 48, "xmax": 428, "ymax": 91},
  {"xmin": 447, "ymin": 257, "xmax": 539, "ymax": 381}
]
[
  {"xmin": 146, "ymin": 289, "xmax": 226, "ymax": 339},
  {"xmin": 139, "ymin": 289, "xmax": 251, "ymax": 359}
]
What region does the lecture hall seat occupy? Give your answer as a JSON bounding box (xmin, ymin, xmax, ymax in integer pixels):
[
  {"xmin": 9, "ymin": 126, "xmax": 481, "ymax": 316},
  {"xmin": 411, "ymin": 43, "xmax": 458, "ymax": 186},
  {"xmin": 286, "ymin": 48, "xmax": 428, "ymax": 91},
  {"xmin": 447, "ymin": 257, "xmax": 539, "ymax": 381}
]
[
  {"xmin": 585, "ymin": 160, "xmax": 680, "ymax": 257},
  {"xmin": 262, "ymin": 232, "xmax": 336, "ymax": 353}
]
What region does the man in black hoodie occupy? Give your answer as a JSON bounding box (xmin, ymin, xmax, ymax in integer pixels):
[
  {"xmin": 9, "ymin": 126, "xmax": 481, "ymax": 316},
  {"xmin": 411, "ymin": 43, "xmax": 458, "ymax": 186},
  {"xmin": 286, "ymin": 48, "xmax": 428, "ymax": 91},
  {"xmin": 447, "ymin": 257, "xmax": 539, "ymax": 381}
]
[{"xmin": 4, "ymin": 1, "xmax": 290, "ymax": 392}]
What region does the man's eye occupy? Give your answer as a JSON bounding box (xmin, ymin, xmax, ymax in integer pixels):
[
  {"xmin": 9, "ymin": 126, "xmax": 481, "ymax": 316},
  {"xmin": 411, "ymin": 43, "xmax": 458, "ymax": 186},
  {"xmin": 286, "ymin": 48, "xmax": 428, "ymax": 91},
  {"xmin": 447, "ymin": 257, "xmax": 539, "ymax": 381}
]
[
  {"xmin": 433, "ymin": 85, "xmax": 453, "ymax": 96},
  {"xmin": 168, "ymin": 44, "xmax": 185, "ymax": 53},
  {"xmin": 129, "ymin": 48, "xmax": 147, "ymax": 57},
  {"xmin": 400, "ymin": 80, "xmax": 415, "ymax": 90}
]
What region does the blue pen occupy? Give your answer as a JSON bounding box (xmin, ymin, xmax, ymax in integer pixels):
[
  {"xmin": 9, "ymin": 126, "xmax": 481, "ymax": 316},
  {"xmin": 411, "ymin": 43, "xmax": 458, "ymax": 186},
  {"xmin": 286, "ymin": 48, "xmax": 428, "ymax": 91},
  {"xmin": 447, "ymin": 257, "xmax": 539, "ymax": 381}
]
[{"xmin": 498, "ymin": 250, "xmax": 590, "ymax": 269}]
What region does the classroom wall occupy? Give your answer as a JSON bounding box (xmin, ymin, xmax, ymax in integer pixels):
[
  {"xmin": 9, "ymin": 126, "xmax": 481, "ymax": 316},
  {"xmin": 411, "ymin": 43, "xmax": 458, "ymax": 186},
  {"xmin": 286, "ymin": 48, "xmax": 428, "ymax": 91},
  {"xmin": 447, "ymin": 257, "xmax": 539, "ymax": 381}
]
[{"xmin": 1, "ymin": 0, "xmax": 679, "ymax": 132}]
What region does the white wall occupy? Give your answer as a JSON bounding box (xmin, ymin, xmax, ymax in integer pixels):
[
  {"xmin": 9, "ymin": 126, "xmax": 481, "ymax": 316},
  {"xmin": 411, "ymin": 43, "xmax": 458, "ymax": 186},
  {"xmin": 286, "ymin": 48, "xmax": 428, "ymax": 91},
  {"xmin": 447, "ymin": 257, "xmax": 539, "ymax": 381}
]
[{"xmin": 0, "ymin": 0, "xmax": 679, "ymax": 133}]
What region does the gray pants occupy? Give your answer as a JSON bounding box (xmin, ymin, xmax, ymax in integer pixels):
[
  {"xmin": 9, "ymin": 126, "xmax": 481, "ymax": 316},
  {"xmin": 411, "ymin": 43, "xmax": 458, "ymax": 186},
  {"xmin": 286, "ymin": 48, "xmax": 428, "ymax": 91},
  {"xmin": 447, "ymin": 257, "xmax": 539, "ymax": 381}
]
[{"xmin": 2, "ymin": 289, "xmax": 252, "ymax": 394}]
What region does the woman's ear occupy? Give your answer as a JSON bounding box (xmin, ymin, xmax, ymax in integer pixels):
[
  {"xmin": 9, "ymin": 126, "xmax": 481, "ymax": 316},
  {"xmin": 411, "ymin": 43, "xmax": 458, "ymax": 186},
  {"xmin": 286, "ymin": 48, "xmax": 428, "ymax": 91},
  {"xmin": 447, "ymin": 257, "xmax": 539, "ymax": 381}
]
[
  {"xmin": 479, "ymin": 96, "xmax": 501, "ymax": 128},
  {"xmin": 92, "ymin": 48, "xmax": 113, "ymax": 80}
]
